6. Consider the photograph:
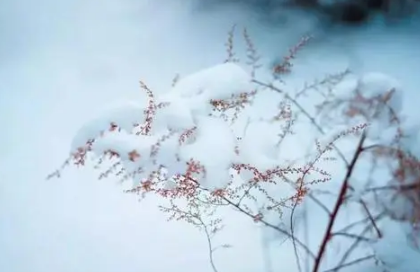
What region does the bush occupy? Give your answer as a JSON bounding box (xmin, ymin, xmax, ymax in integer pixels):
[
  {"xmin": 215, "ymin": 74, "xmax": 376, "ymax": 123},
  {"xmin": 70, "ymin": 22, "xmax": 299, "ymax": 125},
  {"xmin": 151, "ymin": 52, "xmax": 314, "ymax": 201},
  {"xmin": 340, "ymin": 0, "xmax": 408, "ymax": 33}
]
[{"xmin": 50, "ymin": 26, "xmax": 420, "ymax": 272}]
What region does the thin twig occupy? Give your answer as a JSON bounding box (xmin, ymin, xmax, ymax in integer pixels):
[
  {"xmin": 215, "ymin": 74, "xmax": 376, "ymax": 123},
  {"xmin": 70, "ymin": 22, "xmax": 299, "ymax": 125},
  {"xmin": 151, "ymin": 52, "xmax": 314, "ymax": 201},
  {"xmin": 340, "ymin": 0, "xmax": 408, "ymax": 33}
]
[
  {"xmin": 323, "ymin": 255, "xmax": 375, "ymax": 272},
  {"xmin": 185, "ymin": 176, "xmax": 316, "ymax": 259},
  {"xmin": 336, "ymin": 214, "xmax": 385, "ymax": 268},
  {"xmin": 252, "ymin": 80, "xmax": 350, "ymax": 167},
  {"xmin": 222, "ymin": 195, "xmax": 316, "ymax": 259},
  {"xmin": 359, "ymin": 199, "xmax": 382, "ymax": 238},
  {"xmin": 199, "ymin": 217, "xmax": 220, "ymax": 272},
  {"xmin": 291, "ymin": 201, "xmax": 303, "ymax": 272},
  {"xmin": 331, "ymin": 232, "xmax": 373, "ymax": 242}
]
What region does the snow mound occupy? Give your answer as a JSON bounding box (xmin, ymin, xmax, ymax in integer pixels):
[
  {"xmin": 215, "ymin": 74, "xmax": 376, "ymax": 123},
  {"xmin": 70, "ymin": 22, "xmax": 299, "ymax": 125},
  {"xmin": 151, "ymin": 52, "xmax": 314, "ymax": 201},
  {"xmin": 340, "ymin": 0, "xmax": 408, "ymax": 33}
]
[
  {"xmin": 171, "ymin": 62, "xmax": 252, "ymax": 100},
  {"xmin": 179, "ymin": 116, "xmax": 237, "ymax": 190},
  {"xmin": 70, "ymin": 63, "xmax": 254, "ymax": 190}
]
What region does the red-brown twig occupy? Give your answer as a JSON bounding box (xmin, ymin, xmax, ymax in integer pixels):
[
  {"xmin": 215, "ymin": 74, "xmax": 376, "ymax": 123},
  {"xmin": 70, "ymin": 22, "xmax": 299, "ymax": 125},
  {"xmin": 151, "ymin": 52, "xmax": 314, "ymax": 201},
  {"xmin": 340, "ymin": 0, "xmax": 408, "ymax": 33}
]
[{"xmin": 312, "ymin": 131, "xmax": 367, "ymax": 272}]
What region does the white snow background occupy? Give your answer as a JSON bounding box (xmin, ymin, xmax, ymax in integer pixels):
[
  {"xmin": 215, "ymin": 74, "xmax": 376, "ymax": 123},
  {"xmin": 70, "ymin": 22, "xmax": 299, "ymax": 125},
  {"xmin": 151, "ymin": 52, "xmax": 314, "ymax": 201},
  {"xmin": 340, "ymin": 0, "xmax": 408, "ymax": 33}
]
[{"xmin": 1, "ymin": 0, "xmax": 420, "ymax": 271}]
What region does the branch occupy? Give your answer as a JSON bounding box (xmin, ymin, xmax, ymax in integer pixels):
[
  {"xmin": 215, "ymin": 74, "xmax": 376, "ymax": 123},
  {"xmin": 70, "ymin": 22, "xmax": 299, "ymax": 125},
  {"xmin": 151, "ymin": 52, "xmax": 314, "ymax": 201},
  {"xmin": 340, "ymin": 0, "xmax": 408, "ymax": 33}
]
[
  {"xmin": 252, "ymin": 79, "xmax": 350, "ymax": 167},
  {"xmin": 331, "ymin": 232, "xmax": 373, "ymax": 242},
  {"xmin": 335, "ymin": 213, "xmax": 385, "ymax": 268},
  {"xmin": 199, "ymin": 217, "xmax": 220, "ymax": 272},
  {"xmin": 159, "ymin": 204, "xmax": 220, "ymax": 272},
  {"xmin": 222, "ymin": 195, "xmax": 317, "ymax": 259},
  {"xmin": 359, "ymin": 199, "xmax": 382, "ymax": 238},
  {"xmin": 184, "ymin": 176, "xmax": 317, "ymax": 259},
  {"xmin": 291, "ymin": 202, "xmax": 303, "ymax": 272},
  {"xmin": 312, "ymin": 131, "xmax": 367, "ymax": 272},
  {"xmin": 322, "ymin": 255, "xmax": 375, "ymax": 272}
]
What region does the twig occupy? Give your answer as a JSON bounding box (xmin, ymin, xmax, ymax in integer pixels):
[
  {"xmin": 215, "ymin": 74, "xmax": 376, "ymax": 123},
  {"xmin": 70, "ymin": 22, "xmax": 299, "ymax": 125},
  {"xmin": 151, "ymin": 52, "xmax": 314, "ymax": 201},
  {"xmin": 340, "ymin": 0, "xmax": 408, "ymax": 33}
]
[
  {"xmin": 331, "ymin": 232, "xmax": 373, "ymax": 242},
  {"xmin": 336, "ymin": 212, "xmax": 384, "ymax": 234},
  {"xmin": 199, "ymin": 217, "xmax": 220, "ymax": 272},
  {"xmin": 184, "ymin": 176, "xmax": 316, "ymax": 259},
  {"xmin": 161, "ymin": 205, "xmax": 220, "ymax": 272},
  {"xmin": 359, "ymin": 199, "xmax": 382, "ymax": 238},
  {"xmin": 253, "ymin": 80, "xmax": 350, "ymax": 167},
  {"xmin": 291, "ymin": 201, "xmax": 303, "ymax": 272},
  {"xmin": 336, "ymin": 213, "xmax": 385, "ymax": 268},
  {"xmin": 303, "ymin": 200, "xmax": 310, "ymax": 272},
  {"xmin": 222, "ymin": 195, "xmax": 317, "ymax": 259},
  {"xmin": 322, "ymin": 255, "xmax": 375, "ymax": 272}
]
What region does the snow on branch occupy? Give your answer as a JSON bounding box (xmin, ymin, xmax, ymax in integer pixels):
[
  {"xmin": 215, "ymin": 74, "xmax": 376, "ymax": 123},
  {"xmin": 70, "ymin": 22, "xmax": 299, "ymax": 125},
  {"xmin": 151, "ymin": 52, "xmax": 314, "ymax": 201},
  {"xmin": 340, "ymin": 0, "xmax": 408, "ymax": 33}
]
[{"xmin": 48, "ymin": 27, "xmax": 420, "ymax": 272}]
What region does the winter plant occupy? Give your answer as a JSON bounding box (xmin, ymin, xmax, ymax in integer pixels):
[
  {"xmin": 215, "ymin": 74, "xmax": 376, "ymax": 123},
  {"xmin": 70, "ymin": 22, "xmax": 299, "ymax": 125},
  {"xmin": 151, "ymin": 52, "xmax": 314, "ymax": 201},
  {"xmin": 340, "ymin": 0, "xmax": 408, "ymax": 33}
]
[{"xmin": 49, "ymin": 25, "xmax": 420, "ymax": 272}]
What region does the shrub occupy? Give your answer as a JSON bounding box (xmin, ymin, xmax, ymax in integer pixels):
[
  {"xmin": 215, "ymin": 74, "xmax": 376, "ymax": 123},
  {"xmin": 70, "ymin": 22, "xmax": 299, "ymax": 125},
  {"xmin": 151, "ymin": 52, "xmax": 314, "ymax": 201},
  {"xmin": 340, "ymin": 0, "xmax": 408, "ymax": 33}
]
[{"xmin": 49, "ymin": 26, "xmax": 420, "ymax": 272}]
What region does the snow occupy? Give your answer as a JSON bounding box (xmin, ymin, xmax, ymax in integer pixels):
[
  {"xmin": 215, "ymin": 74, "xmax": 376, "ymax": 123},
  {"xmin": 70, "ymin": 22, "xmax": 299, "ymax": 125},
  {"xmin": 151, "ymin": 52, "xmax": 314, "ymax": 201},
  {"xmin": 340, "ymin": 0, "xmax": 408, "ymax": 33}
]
[
  {"xmin": 152, "ymin": 95, "xmax": 195, "ymax": 132},
  {"xmin": 71, "ymin": 101, "xmax": 144, "ymax": 150},
  {"xmin": 359, "ymin": 73, "xmax": 403, "ymax": 139},
  {"xmin": 334, "ymin": 75, "xmax": 359, "ymax": 97},
  {"xmin": 70, "ymin": 63, "xmax": 252, "ymax": 190},
  {"xmin": 66, "ymin": 56, "xmax": 420, "ymax": 272},
  {"xmin": 399, "ymin": 122, "xmax": 420, "ymax": 157},
  {"xmin": 8, "ymin": 2, "xmax": 419, "ymax": 272},
  {"xmin": 171, "ymin": 62, "xmax": 252, "ymax": 100},
  {"xmin": 179, "ymin": 115, "xmax": 237, "ymax": 190},
  {"xmin": 237, "ymin": 120, "xmax": 281, "ymax": 171},
  {"xmin": 373, "ymin": 220, "xmax": 420, "ymax": 272},
  {"xmin": 317, "ymin": 71, "xmax": 407, "ymax": 149},
  {"xmin": 358, "ymin": 72, "xmax": 401, "ymax": 104}
]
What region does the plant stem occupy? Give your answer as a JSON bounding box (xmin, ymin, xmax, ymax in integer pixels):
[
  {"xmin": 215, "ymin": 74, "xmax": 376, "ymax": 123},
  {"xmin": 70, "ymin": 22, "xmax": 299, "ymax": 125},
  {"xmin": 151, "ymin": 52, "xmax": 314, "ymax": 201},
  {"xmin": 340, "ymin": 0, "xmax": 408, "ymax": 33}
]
[{"xmin": 312, "ymin": 132, "xmax": 366, "ymax": 272}]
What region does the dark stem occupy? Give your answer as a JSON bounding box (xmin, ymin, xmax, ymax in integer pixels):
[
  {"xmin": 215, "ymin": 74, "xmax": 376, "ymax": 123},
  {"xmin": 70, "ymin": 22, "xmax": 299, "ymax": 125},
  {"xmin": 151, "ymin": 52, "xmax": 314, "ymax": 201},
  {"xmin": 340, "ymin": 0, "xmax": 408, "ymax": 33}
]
[{"xmin": 312, "ymin": 132, "xmax": 366, "ymax": 272}]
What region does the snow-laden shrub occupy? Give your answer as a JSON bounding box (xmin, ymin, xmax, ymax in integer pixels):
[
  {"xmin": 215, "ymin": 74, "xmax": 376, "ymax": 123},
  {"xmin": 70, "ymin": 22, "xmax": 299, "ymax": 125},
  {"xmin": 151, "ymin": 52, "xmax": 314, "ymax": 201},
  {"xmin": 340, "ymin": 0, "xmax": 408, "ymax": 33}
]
[{"xmin": 50, "ymin": 27, "xmax": 420, "ymax": 272}]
